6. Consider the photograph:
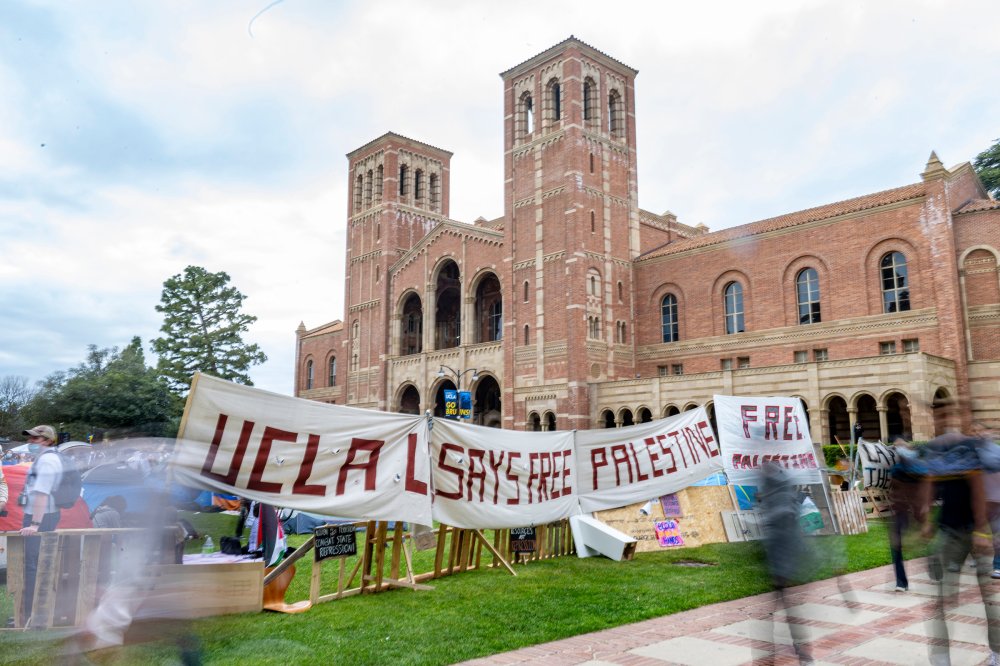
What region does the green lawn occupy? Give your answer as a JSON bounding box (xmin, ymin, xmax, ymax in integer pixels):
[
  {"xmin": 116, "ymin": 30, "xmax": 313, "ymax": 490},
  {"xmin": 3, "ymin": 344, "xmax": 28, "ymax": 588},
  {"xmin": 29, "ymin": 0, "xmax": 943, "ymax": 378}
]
[{"xmin": 0, "ymin": 517, "xmax": 908, "ymax": 666}]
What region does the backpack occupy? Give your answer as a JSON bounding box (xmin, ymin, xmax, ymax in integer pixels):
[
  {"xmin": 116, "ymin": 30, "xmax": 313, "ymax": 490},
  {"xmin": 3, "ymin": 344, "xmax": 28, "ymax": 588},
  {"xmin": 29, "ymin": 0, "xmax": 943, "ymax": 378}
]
[{"xmin": 32, "ymin": 449, "xmax": 83, "ymax": 510}]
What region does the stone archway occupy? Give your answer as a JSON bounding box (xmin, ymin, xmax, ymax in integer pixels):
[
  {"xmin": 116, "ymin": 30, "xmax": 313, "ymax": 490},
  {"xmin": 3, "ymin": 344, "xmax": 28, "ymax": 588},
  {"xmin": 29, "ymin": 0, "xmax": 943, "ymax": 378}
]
[
  {"xmin": 397, "ymin": 385, "xmax": 420, "ymax": 415},
  {"xmin": 885, "ymin": 392, "xmax": 912, "ymax": 440},
  {"xmin": 473, "ymin": 375, "xmax": 502, "ymax": 428},
  {"xmin": 827, "ymin": 396, "xmax": 849, "ymax": 444},
  {"xmin": 855, "ymin": 394, "xmax": 878, "ymax": 440}
]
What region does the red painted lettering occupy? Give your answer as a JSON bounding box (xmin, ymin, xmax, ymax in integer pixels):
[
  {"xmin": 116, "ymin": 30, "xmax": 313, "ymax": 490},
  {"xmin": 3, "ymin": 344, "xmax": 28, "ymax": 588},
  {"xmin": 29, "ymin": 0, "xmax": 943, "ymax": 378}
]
[
  {"xmin": 248, "ymin": 426, "xmax": 294, "ymax": 493},
  {"xmin": 336, "ymin": 437, "xmax": 384, "ymax": 496},
  {"xmin": 405, "ymin": 433, "xmax": 428, "ymax": 495},
  {"xmin": 292, "ymin": 433, "xmax": 326, "ymax": 496}
]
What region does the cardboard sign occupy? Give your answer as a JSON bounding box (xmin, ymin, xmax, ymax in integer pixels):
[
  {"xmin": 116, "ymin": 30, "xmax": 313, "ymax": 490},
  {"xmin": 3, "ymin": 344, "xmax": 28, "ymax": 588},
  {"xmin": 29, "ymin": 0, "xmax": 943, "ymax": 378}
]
[
  {"xmin": 314, "ymin": 524, "xmax": 358, "ymax": 561},
  {"xmin": 654, "ymin": 519, "xmax": 684, "ymax": 547},
  {"xmin": 509, "ymin": 526, "xmax": 537, "ymax": 553},
  {"xmin": 858, "ymin": 440, "xmax": 896, "ymax": 489},
  {"xmin": 660, "ymin": 493, "xmax": 682, "ymax": 518}
]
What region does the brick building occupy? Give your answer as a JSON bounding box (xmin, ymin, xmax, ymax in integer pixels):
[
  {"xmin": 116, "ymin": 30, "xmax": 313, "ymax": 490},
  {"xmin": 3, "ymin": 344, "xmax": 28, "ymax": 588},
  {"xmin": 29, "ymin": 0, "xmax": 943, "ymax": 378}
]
[{"xmin": 295, "ymin": 37, "xmax": 1000, "ymax": 443}]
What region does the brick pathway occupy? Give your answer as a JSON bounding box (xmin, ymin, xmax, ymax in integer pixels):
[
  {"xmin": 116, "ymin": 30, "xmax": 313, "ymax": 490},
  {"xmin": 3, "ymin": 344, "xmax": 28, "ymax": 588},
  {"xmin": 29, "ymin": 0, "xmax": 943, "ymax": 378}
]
[{"xmin": 458, "ymin": 561, "xmax": 999, "ymax": 665}]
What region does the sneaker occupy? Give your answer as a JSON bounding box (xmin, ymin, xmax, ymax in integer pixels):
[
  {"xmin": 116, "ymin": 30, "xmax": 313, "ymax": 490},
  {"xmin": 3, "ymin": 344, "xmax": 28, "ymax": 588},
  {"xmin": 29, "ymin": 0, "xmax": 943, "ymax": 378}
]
[
  {"xmin": 992, "ymin": 570, "xmax": 1000, "ymax": 580},
  {"xmin": 894, "ymin": 585, "xmax": 908, "ymax": 592}
]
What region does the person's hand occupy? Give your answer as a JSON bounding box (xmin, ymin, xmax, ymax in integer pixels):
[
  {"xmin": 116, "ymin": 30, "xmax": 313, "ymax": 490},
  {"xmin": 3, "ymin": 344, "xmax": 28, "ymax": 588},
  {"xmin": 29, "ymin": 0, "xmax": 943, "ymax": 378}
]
[
  {"xmin": 19, "ymin": 523, "xmax": 38, "ymax": 536},
  {"xmin": 973, "ymin": 531, "xmax": 992, "ymax": 556}
]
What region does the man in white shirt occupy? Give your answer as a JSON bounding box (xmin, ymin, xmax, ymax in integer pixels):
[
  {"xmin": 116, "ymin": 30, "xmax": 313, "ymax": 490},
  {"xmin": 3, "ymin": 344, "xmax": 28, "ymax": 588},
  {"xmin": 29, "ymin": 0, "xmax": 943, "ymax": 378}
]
[{"xmin": 18, "ymin": 424, "xmax": 62, "ymax": 623}]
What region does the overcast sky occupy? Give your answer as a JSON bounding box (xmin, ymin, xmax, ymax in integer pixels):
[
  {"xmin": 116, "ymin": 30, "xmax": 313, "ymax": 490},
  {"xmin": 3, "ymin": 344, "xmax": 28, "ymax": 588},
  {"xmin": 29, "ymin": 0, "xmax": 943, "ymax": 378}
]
[{"xmin": 1, "ymin": 0, "xmax": 998, "ymax": 396}]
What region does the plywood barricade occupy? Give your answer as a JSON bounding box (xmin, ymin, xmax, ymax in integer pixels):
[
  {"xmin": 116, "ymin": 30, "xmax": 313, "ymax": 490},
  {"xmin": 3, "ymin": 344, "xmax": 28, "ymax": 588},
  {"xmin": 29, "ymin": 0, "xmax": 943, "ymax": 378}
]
[{"xmin": 1, "ymin": 528, "xmax": 264, "ymax": 630}]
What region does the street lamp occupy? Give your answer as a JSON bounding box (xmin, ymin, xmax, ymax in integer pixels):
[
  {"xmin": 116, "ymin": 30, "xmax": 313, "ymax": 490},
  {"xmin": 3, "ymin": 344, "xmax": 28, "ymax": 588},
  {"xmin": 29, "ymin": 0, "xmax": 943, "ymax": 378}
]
[{"xmin": 436, "ymin": 365, "xmax": 479, "ymax": 390}]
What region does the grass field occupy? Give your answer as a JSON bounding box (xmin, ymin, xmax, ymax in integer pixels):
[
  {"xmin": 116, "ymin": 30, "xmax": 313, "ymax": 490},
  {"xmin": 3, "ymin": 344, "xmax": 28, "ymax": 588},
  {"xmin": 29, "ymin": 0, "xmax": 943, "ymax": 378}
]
[{"xmin": 0, "ymin": 516, "xmax": 909, "ymax": 666}]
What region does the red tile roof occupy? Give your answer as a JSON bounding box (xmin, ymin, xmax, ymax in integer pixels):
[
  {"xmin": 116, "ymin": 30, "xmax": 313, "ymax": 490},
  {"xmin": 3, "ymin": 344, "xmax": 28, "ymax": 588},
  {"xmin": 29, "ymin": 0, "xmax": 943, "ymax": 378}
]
[
  {"xmin": 955, "ymin": 198, "xmax": 1000, "ymax": 214},
  {"xmin": 638, "ymin": 182, "xmax": 927, "ymax": 260}
]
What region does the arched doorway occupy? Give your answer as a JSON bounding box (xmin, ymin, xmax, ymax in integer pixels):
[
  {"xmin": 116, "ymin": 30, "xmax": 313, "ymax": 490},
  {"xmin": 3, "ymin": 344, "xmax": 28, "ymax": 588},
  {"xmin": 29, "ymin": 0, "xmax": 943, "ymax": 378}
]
[
  {"xmin": 473, "ymin": 375, "xmax": 502, "ymax": 428},
  {"xmin": 433, "ymin": 380, "xmax": 456, "ymax": 418},
  {"xmin": 885, "ymin": 392, "xmax": 911, "ymax": 440},
  {"xmin": 602, "ymin": 410, "xmax": 615, "ymax": 428},
  {"xmin": 932, "ymin": 388, "xmax": 952, "ymax": 437},
  {"xmin": 397, "ymin": 385, "xmax": 420, "ymax": 415},
  {"xmin": 855, "ymin": 394, "xmax": 878, "ymax": 441},
  {"xmin": 827, "ymin": 396, "xmax": 849, "ymax": 444},
  {"xmin": 435, "ymin": 261, "xmax": 461, "ymax": 349}
]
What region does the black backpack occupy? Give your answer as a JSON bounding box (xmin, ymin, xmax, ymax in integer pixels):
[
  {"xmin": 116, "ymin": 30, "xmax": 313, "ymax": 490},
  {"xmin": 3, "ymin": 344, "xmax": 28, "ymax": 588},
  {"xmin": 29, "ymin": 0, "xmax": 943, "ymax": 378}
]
[{"xmin": 32, "ymin": 449, "xmax": 83, "ymax": 510}]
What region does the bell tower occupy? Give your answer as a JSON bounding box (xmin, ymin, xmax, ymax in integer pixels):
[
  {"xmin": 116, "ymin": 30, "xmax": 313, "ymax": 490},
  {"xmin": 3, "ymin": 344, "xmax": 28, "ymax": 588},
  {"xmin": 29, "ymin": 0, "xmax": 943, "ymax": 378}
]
[{"xmin": 500, "ymin": 37, "xmax": 641, "ymax": 430}]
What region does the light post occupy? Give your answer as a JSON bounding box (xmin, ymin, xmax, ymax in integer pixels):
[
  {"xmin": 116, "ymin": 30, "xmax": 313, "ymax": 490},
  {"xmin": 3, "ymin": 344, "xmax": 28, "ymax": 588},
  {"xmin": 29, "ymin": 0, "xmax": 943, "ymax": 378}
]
[{"xmin": 437, "ymin": 365, "xmax": 479, "ymax": 421}]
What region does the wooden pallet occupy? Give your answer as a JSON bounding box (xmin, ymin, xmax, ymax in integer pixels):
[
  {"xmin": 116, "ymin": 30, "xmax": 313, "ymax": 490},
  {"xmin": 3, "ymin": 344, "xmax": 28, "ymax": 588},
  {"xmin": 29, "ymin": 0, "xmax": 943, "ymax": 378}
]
[{"xmin": 830, "ymin": 490, "xmax": 868, "ymax": 535}]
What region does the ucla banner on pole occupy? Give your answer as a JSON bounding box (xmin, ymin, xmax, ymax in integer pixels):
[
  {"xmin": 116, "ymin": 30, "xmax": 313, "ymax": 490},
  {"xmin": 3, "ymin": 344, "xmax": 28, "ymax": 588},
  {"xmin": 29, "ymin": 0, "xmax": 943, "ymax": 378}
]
[
  {"xmin": 430, "ymin": 418, "xmax": 579, "ymax": 528},
  {"xmin": 171, "ymin": 373, "xmax": 433, "ymax": 525},
  {"xmin": 575, "ymin": 407, "xmax": 723, "ymax": 513},
  {"xmin": 713, "ymin": 394, "xmax": 822, "ymax": 485}
]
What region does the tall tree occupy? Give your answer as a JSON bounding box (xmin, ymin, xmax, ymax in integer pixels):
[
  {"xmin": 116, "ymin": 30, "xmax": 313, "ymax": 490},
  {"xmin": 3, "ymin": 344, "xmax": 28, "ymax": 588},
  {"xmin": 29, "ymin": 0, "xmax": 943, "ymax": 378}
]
[
  {"xmin": 152, "ymin": 265, "xmax": 267, "ymax": 392},
  {"xmin": 0, "ymin": 375, "xmax": 37, "ymax": 439},
  {"xmin": 21, "ymin": 338, "xmax": 177, "ymax": 439},
  {"xmin": 973, "ymin": 137, "xmax": 1000, "ymax": 199}
]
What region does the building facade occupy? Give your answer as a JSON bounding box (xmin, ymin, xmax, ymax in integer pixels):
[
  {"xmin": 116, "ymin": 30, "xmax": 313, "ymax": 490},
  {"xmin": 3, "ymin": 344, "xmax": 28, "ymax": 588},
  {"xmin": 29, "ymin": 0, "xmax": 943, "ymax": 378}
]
[{"xmin": 295, "ymin": 37, "xmax": 1000, "ymax": 444}]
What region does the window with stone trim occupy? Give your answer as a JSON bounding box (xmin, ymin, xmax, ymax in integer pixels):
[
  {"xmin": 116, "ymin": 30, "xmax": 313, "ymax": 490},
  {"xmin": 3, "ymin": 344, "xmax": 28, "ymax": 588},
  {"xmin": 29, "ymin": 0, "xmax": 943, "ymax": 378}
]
[
  {"xmin": 588, "ymin": 269, "xmax": 601, "ymax": 297},
  {"xmin": 879, "ymin": 341, "xmax": 897, "ymax": 355},
  {"xmin": 583, "ymin": 77, "xmax": 596, "ymax": 126},
  {"xmin": 429, "ymin": 173, "xmax": 439, "ymax": 211},
  {"xmin": 881, "ymin": 251, "xmax": 911, "ymax": 313},
  {"xmin": 658, "ymin": 365, "xmax": 669, "ymax": 377},
  {"xmin": 794, "ymin": 350, "xmax": 808, "ymax": 363},
  {"xmin": 796, "ymin": 267, "xmax": 821, "ymax": 324},
  {"xmin": 737, "ymin": 356, "xmax": 750, "ymax": 369},
  {"xmin": 398, "ymin": 164, "xmax": 408, "ymax": 196},
  {"xmin": 328, "ymin": 357, "xmax": 337, "ymax": 386},
  {"xmin": 590, "ymin": 210, "xmax": 595, "ymax": 233},
  {"xmin": 354, "ymin": 173, "xmax": 363, "ymax": 210},
  {"xmin": 546, "ymin": 78, "xmax": 561, "ymax": 124},
  {"xmin": 617, "ymin": 281, "xmax": 624, "ymax": 302},
  {"xmin": 523, "ymin": 324, "xmax": 529, "ymax": 345},
  {"xmin": 813, "ymin": 348, "xmax": 828, "ymax": 361},
  {"xmin": 903, "ymin": 338, "xmax": 919, "ymax": 353},
  {"xmin": 608, "ymin": 89, "xmax": 622, "ymax": 138},
  {"xmin": 661, "ymin": 294, "xmax": 679, "ymax": 343},
  {"xmin": 672, "ymin": 364, "xmax": 684, "ymax": 376},
  {"xmin": 305, "ymin": 360, "xmax": 313, "ymax": 389},
  {"xmin": 519, "ymin": 91, "xmax": 534, "ymax": 139},
  {"xmin": 364, "ymin": 169, "xmax": 373, "ymax": 207},
  {"xmin": 375, "ymin": 164, "xmax": 383, "ymax": 202},
  {"xmin": 724, "ymin": 281, "xmax": 745, "ymax": 334},
  {"xmin": 523, "ymin": 280, "xmax": 529, "ymax": 302},
  {"xmin": 721, "ymin": 358, "xmax": 733, "ymax": 370},
  {"xmin": 414, "ymin": 169, "xmax": 424, "ymax": 201}
]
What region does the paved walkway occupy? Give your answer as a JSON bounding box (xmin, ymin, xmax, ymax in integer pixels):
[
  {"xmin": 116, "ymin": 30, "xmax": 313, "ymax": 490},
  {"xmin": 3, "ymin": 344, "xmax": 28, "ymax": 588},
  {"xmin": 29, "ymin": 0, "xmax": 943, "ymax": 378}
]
[{"xmin": 460, "ymin": 560, "xmax": 999, "ymax": 666}]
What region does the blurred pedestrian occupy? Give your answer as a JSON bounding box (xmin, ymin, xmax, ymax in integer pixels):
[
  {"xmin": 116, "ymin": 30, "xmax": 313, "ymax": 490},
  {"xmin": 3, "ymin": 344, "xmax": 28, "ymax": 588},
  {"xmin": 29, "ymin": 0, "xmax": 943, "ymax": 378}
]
[
  {"xmin": 888, "ymin": 438, "xmax": 925, "ymax": 591},
  {"xmin": 18, "ymin": 424, "xmax": 62, "ymax": 624}
]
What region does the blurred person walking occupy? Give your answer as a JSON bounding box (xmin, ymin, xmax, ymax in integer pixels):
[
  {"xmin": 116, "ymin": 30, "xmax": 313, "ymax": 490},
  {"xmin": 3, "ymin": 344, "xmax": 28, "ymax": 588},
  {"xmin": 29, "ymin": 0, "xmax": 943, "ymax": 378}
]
[
  {"xmin": 888, "ymin": 438, "xmax": 925, "ymax": 591},
  {"xmin": 922, "ymin": 420, "xmax": 1000, "ymax": 666}
]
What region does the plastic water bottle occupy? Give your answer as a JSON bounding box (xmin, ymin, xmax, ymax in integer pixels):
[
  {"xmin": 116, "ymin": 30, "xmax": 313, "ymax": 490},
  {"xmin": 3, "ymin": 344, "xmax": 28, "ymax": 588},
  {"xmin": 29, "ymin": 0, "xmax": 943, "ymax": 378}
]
[{"xmin": 202, "ymin": 536, "xmax": 214, "ymax": 554}]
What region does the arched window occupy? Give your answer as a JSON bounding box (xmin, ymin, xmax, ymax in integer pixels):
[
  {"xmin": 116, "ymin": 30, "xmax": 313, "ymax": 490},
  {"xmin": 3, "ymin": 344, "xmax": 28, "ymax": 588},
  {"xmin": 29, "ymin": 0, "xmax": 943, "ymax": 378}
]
[
  {"xmin": 305, "ymin": 360, "xmax": 314, "ymax": 389},
  {"xmin": 429, "ymin": 173, "xmax": 439, "ymax": 211},
  {"xmin": 375, "ymin": 164, "xmax": 383, "ymax": 202},
  {"xmin": 523, "ymin": 280, "xmax": 529, "ymax": 302},
  {"xmin": 414, "ymin": 169, "xmax": 424, "ymax": 200},
  {"xmin": 617, "ymin": 281, "xmax": 623, "ymax": 302},
  {"xmin": 398, "ymin": 164, "xmax": 408, "ymax": 196},
  {"xmin": 589, "ymin": 153, "xmax": 594, "ymax": 173},
  {"xmin": 354, "ymin": 174, "xmax": 363, "ymax": 210},
  {"xmin": 583, "ymin": 77, "xmax": 596, "ymax": 125},
  {"xmin": 590, "ymin": 211, "xmax": 595, "ymax": 233},
  {"xmin": 881, "ymin": 252, "xmax": 911, "ymax": 313},
  {"xmin": 375, "ymin": 265, "xmax": 380, "ymax": 284},
  {"xmin": 547, "ymin": 78, "xmax": 561, "ymax": 123},
  {"xmin": 519, "ymin": 92, "xmax": 534, "ymax": 138},
  {"xmin": 364, "ymin": 169, "xmax": 373, "ymax": 207},
  {"xmin": 376, "ymin": 222, "xmax": 380, "ymax": 241},
  {"xmin": 796, "ymin": 268, "xmax": 821, "ymax": 324},
  {"xmin": 328, "ymin": 357, "xmax": 337, "ymax": 386},
  {"xmin": 588, "ymin": 269, "xmax": 601, "ymax": 297},
  {"xmin": 724, "ymin": 282, "xmax": 745, "ymax": 334},
  {"xmin": 529, "ymin": 412, "xmax": 541, "ymax": 431},
  {"xmin": 661, "ymin": 294, "xmax": 679, "ymax": 342},
  {"xmin": 523, "ymin": 324, "xmax": 530, "ymax": 345},
  {"xmin": 608, "ymin": 90, "xmax": 622, "ymax": 138}
]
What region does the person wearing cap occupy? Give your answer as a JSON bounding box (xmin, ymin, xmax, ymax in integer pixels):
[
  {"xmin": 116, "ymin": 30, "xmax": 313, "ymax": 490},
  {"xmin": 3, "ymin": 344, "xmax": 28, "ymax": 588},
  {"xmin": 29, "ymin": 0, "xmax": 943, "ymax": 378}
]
[{"xmin": 18, "ymin": 424, "xmax": 62, "ymax": 623}]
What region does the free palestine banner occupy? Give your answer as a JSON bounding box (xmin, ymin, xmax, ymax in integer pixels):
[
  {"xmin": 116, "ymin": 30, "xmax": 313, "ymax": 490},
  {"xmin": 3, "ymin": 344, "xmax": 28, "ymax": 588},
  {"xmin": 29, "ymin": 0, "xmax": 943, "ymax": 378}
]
[
  {"xmin": 575, "ymin": 407, "xmax": 722, "ymax": 512},
  {"xmin": 172, "ymin": 374, "xmax": 433, "ymax": 525},
  {"xmin": 713, "ymin": 394, "xmax": 822, "ymax": 485}
]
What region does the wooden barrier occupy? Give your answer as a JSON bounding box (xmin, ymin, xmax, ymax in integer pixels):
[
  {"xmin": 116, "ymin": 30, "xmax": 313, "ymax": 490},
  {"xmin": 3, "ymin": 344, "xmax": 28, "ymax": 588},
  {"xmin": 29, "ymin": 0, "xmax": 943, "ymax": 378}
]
[
  {"xmin": 491, "ymin": 520, "xmax": 575, "ymax": 565},
  {"xmin": 830, "ymin": 490, "xmax": 869, "ymax": 535}
]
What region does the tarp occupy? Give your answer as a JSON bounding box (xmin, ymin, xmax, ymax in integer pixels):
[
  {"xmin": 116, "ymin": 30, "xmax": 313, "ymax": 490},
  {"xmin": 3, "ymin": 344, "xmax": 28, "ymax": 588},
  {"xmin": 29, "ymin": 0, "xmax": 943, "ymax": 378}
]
[
  {"xmin": 81, "ymin": 463, "xmax": 166, "ymax": 514},
  {"xmin": 714, "ymin": 394, "xmax": 822, "ymax": 485},
  {"xmin": 0, "ymin": 464, "xmax": 92, "ymax": 531}
]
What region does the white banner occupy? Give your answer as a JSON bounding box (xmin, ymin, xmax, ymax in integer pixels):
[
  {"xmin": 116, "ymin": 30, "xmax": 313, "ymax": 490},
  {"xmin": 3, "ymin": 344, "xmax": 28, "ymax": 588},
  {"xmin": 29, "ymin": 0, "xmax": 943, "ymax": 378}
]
[
  {"xmin": 430, "ymin": 418, "xmax": 579, "ymax": 529},
  {"xmin": 714, "ymin": 394, "xmax": 822, "ymax": 485},
  {"xmin": 858, "ymin": 440, "xmax": 896, "ymax": 489},
  {"xmin": 575, "ymin": 407, "xmax": 723, "ymax": 512},
  {"xmin": 171, "ymin": 374, "xmax": 433, "ymax": 525}
]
